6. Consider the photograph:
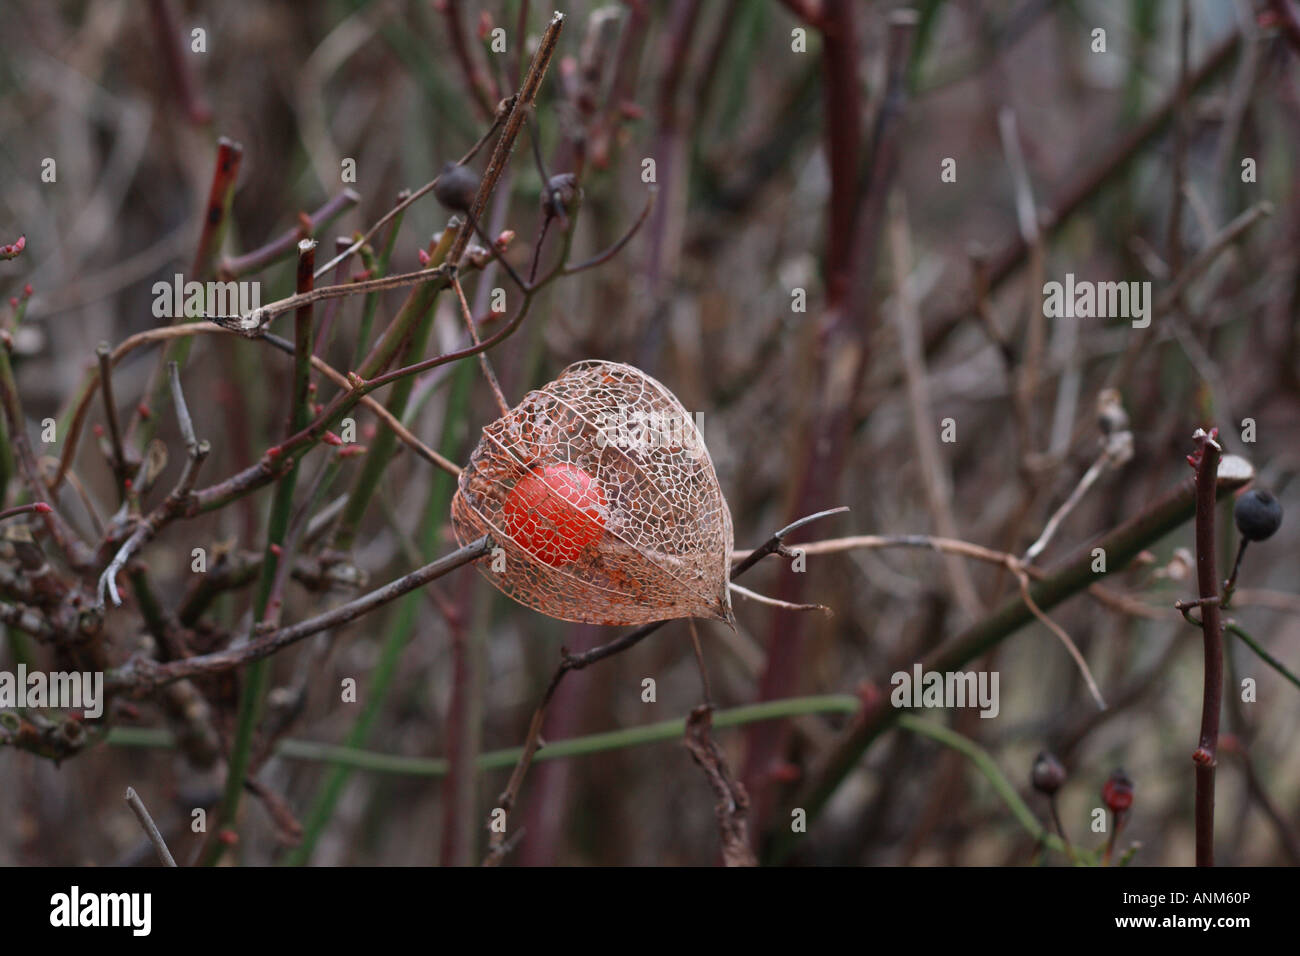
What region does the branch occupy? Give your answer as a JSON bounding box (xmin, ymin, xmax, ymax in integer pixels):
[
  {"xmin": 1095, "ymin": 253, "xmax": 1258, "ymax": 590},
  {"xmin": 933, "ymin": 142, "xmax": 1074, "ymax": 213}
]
[
  {"xmin": 106, "ymin": 536, "xmax": 492, "ymax": 695},
  {"xmin": 124, "ymin": 786, "xmax": 178, "ymax": 867},
  {"xmin": 96, "ymin": 364, "xmax": 211, "ymax": 608},
  {"xmin": 1190, "ymin": 428, "xmax": 1223, "ymax": 867}
]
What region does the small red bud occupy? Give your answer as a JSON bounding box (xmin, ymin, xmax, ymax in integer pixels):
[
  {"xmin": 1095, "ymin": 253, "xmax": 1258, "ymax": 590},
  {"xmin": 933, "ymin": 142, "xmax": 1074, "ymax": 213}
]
[
  {"xmin": 217, "ymin": 829, "xmax": 239, "ymax": 846},
  {"xmin": 323, "ymin": 431, "xmax": 343, "ymax": 446},
  {"xmin": 417, "ymin": 248, "xmax": 431, "ymax": 266},
  {"xmin": 136, "ymin": 403, "xmax": 151, "ymax": 420},
  {"xmin": 768, "ymin": 762, "xmax": 801, "ymax": 784},
  {"xmin": 269, "ymin": 543, "xmax": 283, "ymax": 557},
  {"xmin": 33, "ymin": 502, "xmax": 52, "ymax": 514}
]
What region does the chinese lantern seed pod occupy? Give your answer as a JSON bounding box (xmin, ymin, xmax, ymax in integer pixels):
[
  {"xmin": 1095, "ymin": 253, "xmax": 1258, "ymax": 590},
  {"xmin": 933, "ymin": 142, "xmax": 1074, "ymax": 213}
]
[{"xmin": 452, "ymin": 360, "xmax": 734, "ymax": 626}]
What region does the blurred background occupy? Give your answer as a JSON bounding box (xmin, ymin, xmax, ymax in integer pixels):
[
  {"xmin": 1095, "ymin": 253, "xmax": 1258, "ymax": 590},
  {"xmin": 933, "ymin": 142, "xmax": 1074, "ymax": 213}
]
[{"xmin": 1, "ymin": 0, "xmax": 1298, "ymax": 865}]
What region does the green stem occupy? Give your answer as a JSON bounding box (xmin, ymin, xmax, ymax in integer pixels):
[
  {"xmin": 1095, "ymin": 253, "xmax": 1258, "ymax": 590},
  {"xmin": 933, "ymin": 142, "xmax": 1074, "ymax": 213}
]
[
  {"xmin": 107, "ymin": 695, "xmax": 864, "ymax": 775},
  {"xmin": 1227, "ymin": 620, "xmax": 1300, "ymax": 692},
  {"xmin": 896, "ymin": 715, "xmax": 1078, "ymax": 860},
  {"xmin": 282, "ymin": 360, "xmax": 475, "ymax": 865},
  {"xmin": 205, "ymin": 248, "xmax": 316, "ymax": 866}
]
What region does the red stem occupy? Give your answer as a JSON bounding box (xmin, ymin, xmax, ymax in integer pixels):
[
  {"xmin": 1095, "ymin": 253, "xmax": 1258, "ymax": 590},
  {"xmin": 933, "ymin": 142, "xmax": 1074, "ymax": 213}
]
[
  {"xmin": 145, "ymin": 0, "xmax": 212, "ymax": 125},
  {"xmin": 1192, "ymin": 433, "xmax": 1222, "ymax": 867}
]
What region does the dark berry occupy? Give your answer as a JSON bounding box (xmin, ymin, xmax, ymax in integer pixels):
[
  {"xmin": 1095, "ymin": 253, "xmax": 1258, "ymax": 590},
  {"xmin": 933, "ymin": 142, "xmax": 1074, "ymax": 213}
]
[
  {"xmin": 434, "ymin": 162, "xmax": 479, "ymax": 212},
  {"xmin": 1031, "ymin": 751, "xmax": 1066, "ymax": 795},
  {"xmin": 541, "ymin": 173, "xmax": 580, "ymax": 218},
  {"xmin": 1234, "ymin": 488, "xmax": 1283, "ymax": 542}
]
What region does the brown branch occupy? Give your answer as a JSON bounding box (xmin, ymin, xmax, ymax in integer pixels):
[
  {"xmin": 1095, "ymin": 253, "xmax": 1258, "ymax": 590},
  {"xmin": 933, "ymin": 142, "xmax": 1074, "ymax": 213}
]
[
  {"xmin": 105, "ymin": 535, "xmax": 492, "ymax": 695},
  {"xmin": 95, "ymin": 342, "xmax": 130, "ymax": 497},
  {"xmin": 685, "ymin": 705, "xmax": 757, "ymax": 866}
]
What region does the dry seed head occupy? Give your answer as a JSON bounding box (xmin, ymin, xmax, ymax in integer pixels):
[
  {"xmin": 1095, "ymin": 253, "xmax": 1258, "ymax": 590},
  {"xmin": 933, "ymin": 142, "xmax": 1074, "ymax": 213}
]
[{"xmin": 451, "ymin": 360, "xmax": 734, "ymax": 626}]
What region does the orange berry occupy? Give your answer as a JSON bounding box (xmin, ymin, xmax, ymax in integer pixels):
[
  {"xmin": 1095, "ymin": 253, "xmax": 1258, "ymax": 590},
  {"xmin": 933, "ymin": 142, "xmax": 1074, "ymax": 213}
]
[{"xmin": 504, "ymin": 463, "xmax": 607, "ymax": 566}]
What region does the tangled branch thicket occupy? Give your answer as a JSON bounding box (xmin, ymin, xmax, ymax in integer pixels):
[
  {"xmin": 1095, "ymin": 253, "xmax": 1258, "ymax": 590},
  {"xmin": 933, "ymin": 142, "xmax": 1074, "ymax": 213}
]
[{"xmin": 1, "ymin": 1, "xmax": 1298, "ymax": 867}]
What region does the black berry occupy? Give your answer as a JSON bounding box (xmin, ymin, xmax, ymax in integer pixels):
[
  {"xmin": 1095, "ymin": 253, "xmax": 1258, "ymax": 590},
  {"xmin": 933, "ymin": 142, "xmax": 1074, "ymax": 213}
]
[
  {"xmin": 1234, "ymin": 488, "xmax": 1283, "ymax": 542},
  {"xmin": 434, "ymin": 162, "xmax": 479, "ymax": 212}
]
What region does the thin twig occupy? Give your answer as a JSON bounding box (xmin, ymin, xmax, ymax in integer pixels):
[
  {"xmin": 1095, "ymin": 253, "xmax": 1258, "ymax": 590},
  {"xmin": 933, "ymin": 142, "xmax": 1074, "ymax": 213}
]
[
  {"xmin": 124, "ymin": 786, "xmax": 177, "ymax": 867},
  {"xmin": 451, "ymin": 274, "xmax": 510, "ymax": 415},
  {"xmin": 96, "ymin": 343, "xmax": 129, "ymax": 496}
]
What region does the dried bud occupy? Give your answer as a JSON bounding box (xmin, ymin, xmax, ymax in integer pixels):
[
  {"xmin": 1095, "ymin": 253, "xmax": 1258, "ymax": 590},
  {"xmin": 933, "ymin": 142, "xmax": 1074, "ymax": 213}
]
[
  {"xmin": 1031, "ymin": 751, "xmax": 1067, "ymax": 795},
  {"xmin": 1096, "ymin": 388, "xmax": 1129, "ymax": 435},
  {"xmin": 1234, "ymin": 488, "xmax": 1283, "ymax": 543},
  {"xmin": 542, "ymin": 173, "xmax": 581, "ymax": 218},
  {"xmin": 1102, "ymin": 768, "xmax": 1134, "ymax": 815},
  {"xmin": 434, "ymin": 162, "xmax": 479, "ymax": 212},
  {"xmin": 1162, "ymin": 547, "xmax": 1194, "ymax": 582}
]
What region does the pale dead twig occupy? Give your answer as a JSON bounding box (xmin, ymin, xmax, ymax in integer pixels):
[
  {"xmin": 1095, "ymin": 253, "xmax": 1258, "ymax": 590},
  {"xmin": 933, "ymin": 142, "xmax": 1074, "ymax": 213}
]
[
  {"xmin": 886, "ymin": 190, "xmax": 982, "ymax": 619},
  {"xmin": 124, "ymin": 787, "xmax": 177, "ymax": 867},
  {"xmin": 733, "ymin": 530, "xmax": 1107, "ymax": 709},
  {"xmin": 1023, "ymin": 390, "xmax": 1133, "ymax": 564}
]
